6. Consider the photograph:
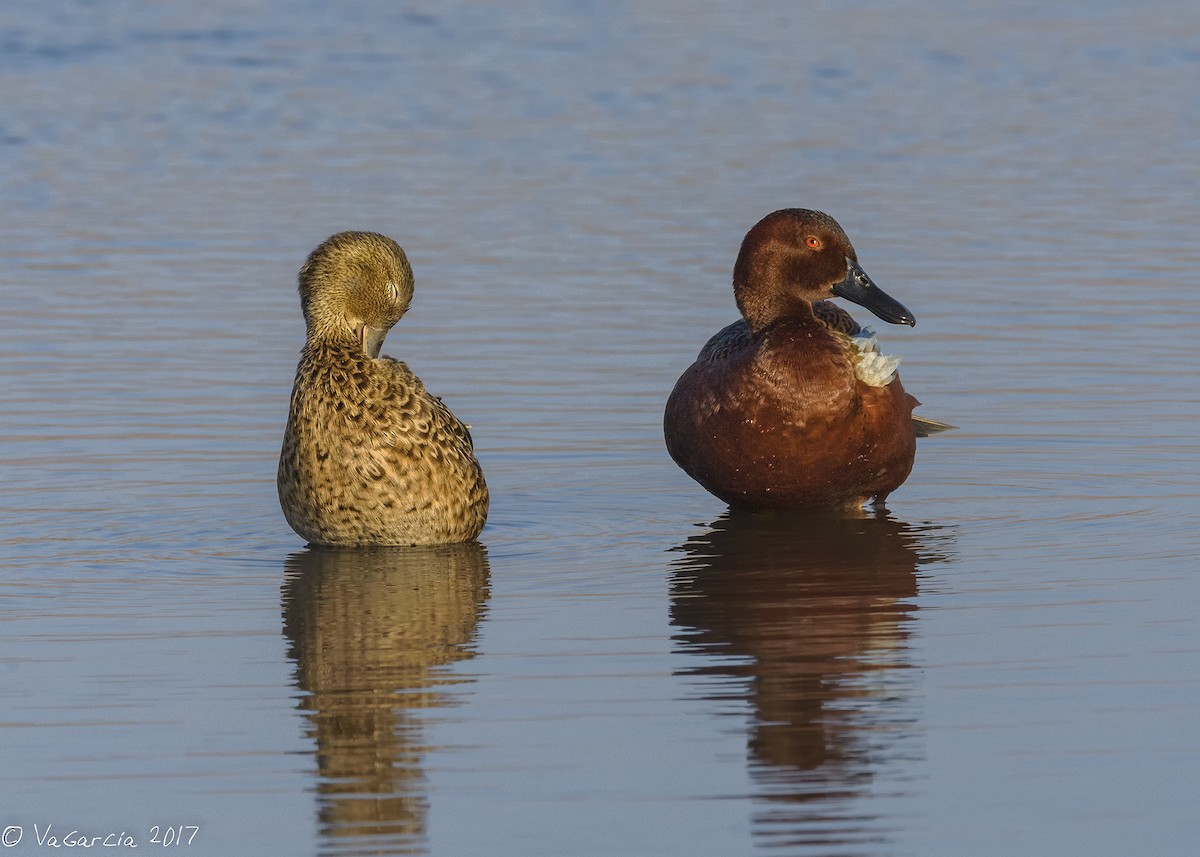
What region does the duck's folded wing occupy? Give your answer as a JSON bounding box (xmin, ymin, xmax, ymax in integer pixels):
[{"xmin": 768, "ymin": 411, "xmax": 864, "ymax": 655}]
[
  {"xmin": 812, "ymin": 300, "xmax": 862, "ymax": 335},
  {"xmin": 696, "ymin": 320, "xmax": 753, "ymax": 362}
]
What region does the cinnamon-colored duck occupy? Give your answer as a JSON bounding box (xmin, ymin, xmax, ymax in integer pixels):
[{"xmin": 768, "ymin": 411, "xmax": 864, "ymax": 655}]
[{"xmin": 664, "ymin": 209, "xmax": 952, "ymax": 511}]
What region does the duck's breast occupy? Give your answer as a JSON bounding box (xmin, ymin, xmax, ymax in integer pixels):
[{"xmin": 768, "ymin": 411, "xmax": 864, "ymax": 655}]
[{"xmin": 665, "ymin": 323, "xmax": 915, "ymax": 507}]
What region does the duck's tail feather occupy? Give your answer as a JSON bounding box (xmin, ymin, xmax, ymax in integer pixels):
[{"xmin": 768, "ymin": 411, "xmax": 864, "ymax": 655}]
[{"xmin": 913, "ymin": 415, "xmax": 958, "ymax": 437}]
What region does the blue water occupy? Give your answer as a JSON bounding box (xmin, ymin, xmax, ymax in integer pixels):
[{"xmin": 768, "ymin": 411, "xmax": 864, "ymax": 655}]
[{"xmin": 1, "ymin": 2, "xmax": 1198, "ymax": 855}]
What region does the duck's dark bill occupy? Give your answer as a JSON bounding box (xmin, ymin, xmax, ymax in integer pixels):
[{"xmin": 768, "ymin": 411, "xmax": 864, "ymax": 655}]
[
  {"xmin": 833, "ymin": 261, "xmax": 916, "ymax": 327},
  {"xmin": 360, "ymin": 324, "xmax": 388, "ymax": 358}
]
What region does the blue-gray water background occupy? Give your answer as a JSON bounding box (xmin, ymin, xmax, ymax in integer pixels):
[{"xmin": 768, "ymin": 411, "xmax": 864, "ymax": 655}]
[{"xmin": 2, "ymin": 2, "xmax": 1198, "ymax": 855}]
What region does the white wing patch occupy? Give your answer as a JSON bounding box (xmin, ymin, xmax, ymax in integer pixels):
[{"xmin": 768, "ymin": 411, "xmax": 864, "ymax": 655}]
[{"xmin": 850, "ymin": 327, "xmax": 901, "ymax": 387}]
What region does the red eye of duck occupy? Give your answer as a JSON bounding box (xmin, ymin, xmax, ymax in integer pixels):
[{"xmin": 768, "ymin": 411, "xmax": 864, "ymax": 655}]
[{"xmin": 805, "ymin": 236, "xmax": 822, "ymax": 250}]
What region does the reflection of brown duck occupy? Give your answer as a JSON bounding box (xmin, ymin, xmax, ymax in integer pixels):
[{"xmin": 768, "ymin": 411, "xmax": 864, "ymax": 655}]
[
  {"xmin": 282, "ymin": 543, "xmax": 490, "ymax": 849},
  {"xmin": 671, "ymin": 510, "xmax": 949, "ymax": 845}
]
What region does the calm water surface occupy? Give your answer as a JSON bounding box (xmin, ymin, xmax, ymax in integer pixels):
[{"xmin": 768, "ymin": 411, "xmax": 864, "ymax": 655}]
[{"xmin": 2, "ymin": 2, "xmax": 1198, "ymax": 855}]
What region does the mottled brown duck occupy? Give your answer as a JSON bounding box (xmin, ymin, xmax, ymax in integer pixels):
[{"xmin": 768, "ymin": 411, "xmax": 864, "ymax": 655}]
[{"xmin": 279, "ymin": 231, "xmax": 488, "ymax": 545}]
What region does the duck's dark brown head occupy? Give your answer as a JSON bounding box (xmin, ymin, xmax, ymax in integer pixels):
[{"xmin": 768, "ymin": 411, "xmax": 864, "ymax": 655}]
[
  {"xmin": 298, "ymin": 231, "xmax": 415, "ymax": 357},
  {"xmin": 732, "ymin": 209, "xmax": 914, "ymax": 333}
]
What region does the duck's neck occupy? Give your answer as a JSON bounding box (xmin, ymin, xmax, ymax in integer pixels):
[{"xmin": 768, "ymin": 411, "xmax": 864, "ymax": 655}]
[
  {"xmin": 303, "ymin": 327, "xmax": 366, "ymax": 360},
  {"xmin": 733, "ymin": 256, "xmax": 818, "ymax": 334}
]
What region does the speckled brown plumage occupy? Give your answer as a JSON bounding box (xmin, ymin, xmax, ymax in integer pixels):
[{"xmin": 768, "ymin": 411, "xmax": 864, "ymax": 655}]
[
  {"xmin": 664, "ymin": 209, "xmax": 947, "ymax": 511},
  {"xmin": 278, "ymin": 231, "xmax": 488, "ymax": 546}
]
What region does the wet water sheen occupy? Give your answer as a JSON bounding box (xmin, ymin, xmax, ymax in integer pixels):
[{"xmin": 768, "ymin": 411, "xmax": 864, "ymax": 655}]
[{"xmin": 2, "ymin": 2, "xmax": 1198, "ymax": 855}]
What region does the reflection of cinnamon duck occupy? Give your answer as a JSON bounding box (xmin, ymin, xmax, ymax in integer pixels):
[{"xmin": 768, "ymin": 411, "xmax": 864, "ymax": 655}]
[
  {"xmin": 282, "ymin": 544, "xmax": 490, "ymax": 848},
  {"xmin": 671, "ymin": 510, "xmax": 949, "ymax": 845}
]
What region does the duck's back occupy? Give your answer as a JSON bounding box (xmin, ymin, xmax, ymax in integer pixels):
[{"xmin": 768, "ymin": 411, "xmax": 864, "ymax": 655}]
[
  {"xmin": 279, "ymin": 343, "xmax": 488, "ymax": 546},
  {"xmin": 664, "ymin": 320, "xmax": 917, "ymax": 510}
]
